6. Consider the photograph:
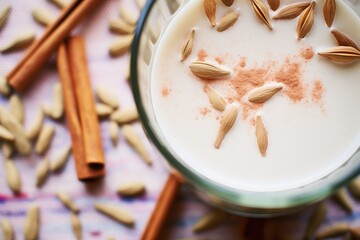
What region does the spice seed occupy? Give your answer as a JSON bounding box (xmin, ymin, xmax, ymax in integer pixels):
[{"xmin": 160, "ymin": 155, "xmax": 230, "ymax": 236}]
[
  {"xmin": 207, "ymin": 86, "xmax": 226, "ymax": 111},
  {"xmin": 109, "ymin": 18, "xmax": 135, "ymax": 35},
  {"xmin": 318, "ymin": 46, "xmax": 360, "ymax": 64},
  {"xmin": 316, "ymin": 223, "xmax": 350, "ymax": 239},
  {"xmin": 214, "ymin": 105, "xmax": 238, "ymax": 149},
  {"xmin": 0, "ymin": 76, "xmax": 11, "ymax": 97},
  {"xmin": 122, "ymin": 124, "xmax": 152, "ymax": 165},
  {"xmin": 50, "ymin": 83, "xmax": 64, "ymax": 120},
  {"xmin": 56, "ymin": 191, "xmax": 80, "ymax": 213},
  {"xmin": 9, "ymin": 94, "xmax": 25, "ymax": 124},
  {"xmin": 109, "ymin": 35, "xmax": 133, "ymax": 57},
  {"xmin": 117, "ymin": 181, "xmax": 146, "ymax": 197},
  {"xmin": 267, "ymin": 0, "xmax": 280, "ymax": 11},
  {"xmin": 4, "ymin": 159, "xmax": 22, "ymax": 194},
  {"xmin": 96, "ymin": 103, "xmax": 114, "ymax": 118},
  {"xmin": 221, "ymin": 0, "xmax": 235, "ymax": 7},
  {"xmin": 0, "ymin": 106, "xmax": 31, "ymax": 156},
  {"xmin": 110, "ymin": 121, "xmax": 119, "ymax": 146},
  {"xmin": 255, "ymin": 115, "xmax": 268, "ymax": 157},
  {"xmin": 119, "ymin": 5, "xmax": 139, "ymax": 25},
  {"xmin": 0, "ymin": 5, "xmax": 11, "ymax": 30},
  {"xmin": 0, "ymin": 125, "xmax": 15, "ymax": 141},
  {"xmin": 333, "ymin": 188, "xmax": 353, "ymax": 212},
  {"xmin": 250, "ymin": 0, "xmax": 273, "ymax": 30},
  {"xmin": 272, "ymin": 2, "xmax": 310, "ymax": 20},
  {"xmin": 1, "ymin": 218, "xmax": 14, "ymax": 240},
  {"xmin": 303, "ymin": 203, "xmax": 327, "ymax": 239},
  {"xmin": 217, "ymin": 11, "xmax": 240, "ymax": 32},
  {"xmin": 331, "ymin": 29, "xmax": 360, "ymax": 50},
  {"xmin": 35, "ymin": 157, "xmax": 50, "ymax": 188},
  {"xmin": 2, "ymin": 142, "xmax": 14, "ymax": 158},
  {"xmin": 248, "ymin": 84, "xmax": 283, "ymax": 103},
  {"xmin": 110, "ymin": 107, "xmax": 139, "ymax": 124},
  {"xmin": 0, "ymin": 31, "xmax": 36, "ymax": 53},
  {"xmin": 48, "ymin": 0, "xmax": 72, "ymax": 9},
  {"xmin": 192, "ymin": 211, "xmax": 228, "ymax": 233},
  {"xmin": 24, "ymin": 204, "xmax": 40, "ymax": 240},
  {"xmin": 323, "ymin": 0, "xmax": 336, "ymax": 27},
  {"xmin": 50, "ymin": 145, "xmax": 72, "ymax": 172},
  {"xmin": 189, "ymin": 61, "xmax": 231, "ymax": 79},
  {"xmin": 26, "ymin": 110, "xmax": 44, "ymax": 140},
  {"xmin": 204, "ymin": 0, "xmax": 216, "ymax": 27},
  {"xmin": 348, "ymin": 177, "xmax": 360, "ymax": 199},
  {"xmin": 95, "ymin": 86, "xmax": 119, "ymax": 109},
  {"xmin": 32, "ymin": 8, "xmax": 56, "ymax": 26},
  {"xmin": 297, "ymin": 2, "xmax": 315, "ymax": 39},
  {"xmin": 35, "ymin": 124, "xmax": 55, "ymax": 155},
  {"xmin": 71, "ymin": 213, "xmax": 82, "ymax": 240},
  {"xmin": 181, "ymin": 29, "xmax": 195, "ymax": 62},
  {"xmin": 94, "ymin": 203, "xmax": 135, "ymax": 226}
]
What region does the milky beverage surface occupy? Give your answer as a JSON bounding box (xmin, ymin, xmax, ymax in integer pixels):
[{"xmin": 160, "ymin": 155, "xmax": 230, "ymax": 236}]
[{"xmin": 151, "ymin": 0, "xmax": 360, "ymax": 192}]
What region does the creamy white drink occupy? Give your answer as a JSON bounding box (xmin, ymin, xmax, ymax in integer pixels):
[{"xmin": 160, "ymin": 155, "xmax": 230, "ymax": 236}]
[{"xmin": 151, "ymin": 0, "xmax": 360, "ymax": 192}]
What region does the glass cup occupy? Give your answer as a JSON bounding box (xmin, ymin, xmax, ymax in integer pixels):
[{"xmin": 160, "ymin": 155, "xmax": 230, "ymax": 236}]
[{"xmin": 130, "ymin": 0, "xmax": 360, "ymax": 217}]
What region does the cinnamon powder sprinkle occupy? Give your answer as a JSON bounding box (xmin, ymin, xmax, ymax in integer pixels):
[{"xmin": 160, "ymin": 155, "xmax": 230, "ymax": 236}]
[
  {"xmin": 197, "ymin": 49, "xmax": 208, "ymax": 61},
  {"xmin": 301, "ymin": 47, "xmax": 314, "ymax": 60},
  {"xmin": 161, "ymin": 86, "xmax": 171, "ymax": 97},
  {"xmin": 199, "ymin": 107, "xmax": 211, "ymax": 116},
  {"xmin": 311, "ymin": 80, "xmax": 324, "ymax": 103},
  {"xmin": 215, "ymin": 56, "xmax": 225, "ymax": 64}
]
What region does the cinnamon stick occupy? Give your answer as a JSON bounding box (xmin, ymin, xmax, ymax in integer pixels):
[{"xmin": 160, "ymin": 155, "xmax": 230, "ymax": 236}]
[
  {"xmin": 8, "ymin": 0, "xmax": 104, "ymax": 92},
  {"xmin": 141, "ymin": 173, "xmax": 181, "ymax": 240},
  {"xmin": 57, "ymin": 43, "xmax": 104, "ymax": 180},
  {"xmin": 67, "ymin": 36, "xmax": 105, "ymax": 167}
]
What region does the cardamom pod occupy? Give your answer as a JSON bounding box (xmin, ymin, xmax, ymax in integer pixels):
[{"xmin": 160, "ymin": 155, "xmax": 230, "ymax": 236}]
[
  {"xmin": 35, "ymin": 158, "xmax": 50, "ymax": 188},
  {"xmin": 192, "ymin": 211, "xmax": 228, "ymax": 232},
  {"xmin": 0, "ymin": 5, "xmax": 11, "ymax": 30},
  {"xmin": 248, "ymin": 84, "xmax": 283, "ymax": 103},
  {"xmin": 181, "ymin": 29, "xmax": 195, "ymax": 62},
  {"xmin": 109, "ymin": 121, "xmax": 119, "ymax": 146},
  {"xmin": 250, "ymin": 0, "xmax": 273, "ymax": 30},
  {"xmin": 0, "ymin": 76, "xmax": 11, "ymax": 96},
  {"xmin": 256, "ymin": 115, "xmax": 268, "ymax": 157},
  {"xmin": 318, "ymin": 46, "xmax": 360, "ymax": 64},
  {"xmin": 297, "ymin": 2, "xmax": 315, "ymax": 39},
  {"xmin": 303, "ymin": 203, "xmax": 327, "ymax": 239},
  {"xmin": 0, "ymin": 106, "xmax": 31, "ymax": 156},
  {"xmin": 50, "ymin": 145, "xmax": 72, "ymax": 172},
  {"xmin": 96, "ymin": 103, "xmax": 114, "ymax": 118},
  {"xmin": 32, "ymin": 8, "xmax": 56, "ymax": 26},
  {"xmin": 95, "ymin": 86, "xmax": 119, "ymax": 109},
  {"xmin": 348, "ymin": 177, "xmax": 360, "ymax": 199},
  {"xmin": 94, "ymin": 203, "xmax": 135, "ymax": 226},
  {"xmin": 109, "ymin": 35, "xmax": 133, "ymax": 57},
  {"xmin": 109, "ymin": 18, "xmax": 135, "ymax": 35},
  {"xmin": 217, "ymin": 11, "xmax": 240, "ymax": 32},
  {"xmin": 0, "ymin": 125, "xmax": 15, "ymax": 141},
  {"xmin": 122, "ymin": 124, "xmax": 152, "ymax": 165},
  {"xmin": 35, "ymin": 124, "xmax": 55, "ymax": 155},
  {"xmin": 26, "ymin": 110, "xmax": 44, "ymax": 140},
  {"xmin": 207, "ymin": 86, "xmax": 226, "ymax": 111},
  {"xmin": 4, "ymin": 158, "xmax": 21, "ymax": 194},
  {"xmin": 333, "ymin": 188, "xmax": 353, "ymax": 212},
  {"xmin": 9, "ymin": 94, "xmax": 24, "ymax": 124},
  {"xmin": 56, "ymin": 191, "xmax": 80, "ymax": 213},
  {"xmin": 273, "ymin": 2, "xmax": 310, "ymax": 20},
  {"xmin": 117, "ymin": 181, "xmax": 146, "ymax": 197},
  {"xmin": 24, "ymin": 204, "xmax": 40, "ymax": 240},
  {"xmin": 1, "ymin": 218, "xmax": 14, "ymax": 240},
  {"xmin": 316, "ymin": 223, "xmax": 350, "ymax": 239},
  {"xmin": 0, "ymin": 31, "xmax": 35, "ymax": 53},
  {"xmin": 189, "ymin": 61, "xmax": 231, "ymax": 79},
  {"xmin": 214, "ymin": 105, "xmax": 238, "ymax": 149},
  {"xmin": 110, "ymin": 107, "xmax": 139, "ymax": 124},
  {"xmin": 2, "ymin": 142, "xmax": 14, "ymax": 158},
  {"xmin": 323, "ymin": 0, "xmax": 336, "ymax": 27},
  {"xmin": 119, "ymin": 5, "xmax": 139, "ymax": 25},
  {"xmin": 71, "ymin": 213, "xmax": 82, "ymax": 240}
]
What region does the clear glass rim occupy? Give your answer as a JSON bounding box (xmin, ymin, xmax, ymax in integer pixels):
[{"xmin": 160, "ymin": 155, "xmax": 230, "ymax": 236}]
[{"xmin": 130, "ymin": 0, "xmax": 360, "ymax": 210}]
